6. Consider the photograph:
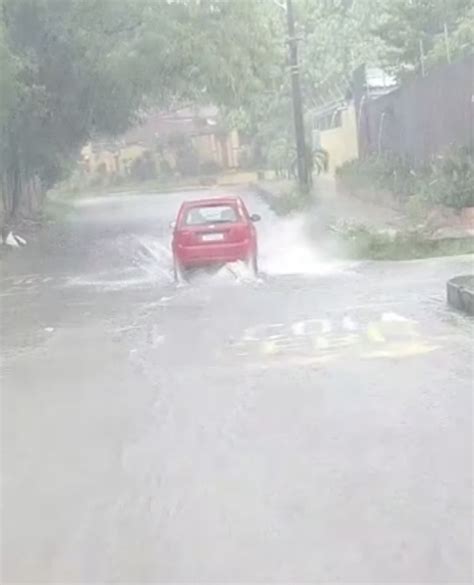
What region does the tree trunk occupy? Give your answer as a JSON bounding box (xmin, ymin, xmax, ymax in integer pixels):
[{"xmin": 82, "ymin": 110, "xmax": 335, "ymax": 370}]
[
  {"xmin": 30, "ymin": 175, "xmax": 45, "ymax": 216},
  {"xmin": 11, "ymin": 167, "xmax": 21, "ymax": 219}
]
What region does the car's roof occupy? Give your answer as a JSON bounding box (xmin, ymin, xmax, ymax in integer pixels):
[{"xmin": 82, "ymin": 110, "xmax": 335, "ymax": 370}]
[{"xmin": 180, "ymin": 196, "xmax": 242, "ymax": 209}]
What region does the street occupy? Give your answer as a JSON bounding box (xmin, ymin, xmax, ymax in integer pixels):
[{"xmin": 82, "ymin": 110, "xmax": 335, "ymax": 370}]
[{"xmin": 1, "ymin": 189, "xmax": 472, "ymax": 583}]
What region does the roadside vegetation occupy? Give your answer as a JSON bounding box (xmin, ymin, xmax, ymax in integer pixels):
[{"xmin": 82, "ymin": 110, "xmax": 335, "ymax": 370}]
[
  {"xmin": 333, "ymin": 222, "xmax": 474, "ymax": 261},
  {"xmin": 331, "ymin": 146, "xmax": 474, "ymax": 260},
  {"xmin": 336, "ymin": 147, "xmax": 474, "ymax": 212},
  {"xmin": 257, "ymin": 184, "xmax": 314, "ymax": 216}
]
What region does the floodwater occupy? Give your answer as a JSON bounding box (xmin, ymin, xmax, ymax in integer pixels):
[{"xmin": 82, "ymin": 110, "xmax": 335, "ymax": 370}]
[{"xmin": 1, "ymin": 188, "xmax": 472, "ymax": 583}]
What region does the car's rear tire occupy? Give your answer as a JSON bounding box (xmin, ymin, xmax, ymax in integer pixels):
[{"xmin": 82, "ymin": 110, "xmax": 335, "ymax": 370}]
[
  {"xmin": 173, "ymin": 257, "xmax": 186, "ymax": 283},
  {"xmin": 247, "ymin": 252, "xmax": 259, "ymax": 277}
]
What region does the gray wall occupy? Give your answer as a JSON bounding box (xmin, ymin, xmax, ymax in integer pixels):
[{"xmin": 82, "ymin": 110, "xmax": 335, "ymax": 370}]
[{"xmin": 356, "ymin": 55, "xmax": 474, "ymax": 165}]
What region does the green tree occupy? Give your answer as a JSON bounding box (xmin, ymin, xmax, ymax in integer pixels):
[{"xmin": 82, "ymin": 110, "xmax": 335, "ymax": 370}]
[
  {"xmin": 1, "ymin": 0, "xmax": 143, "ymax": 217},
  {"xmin": 427, "ymin": 5, "xmax": 474, "ymax": 67},
  {"xmin": 299, "ymin": 0, "xmax": 383, "ymax": 107},
  {"xmin": 0, "ymin": 0, "xmax": 277, "ymax": 220},
  {"xmin": 225, "ymin": 0, "xmax": 383, "ymax": 172},
  {"xmin": 0, "ymin": 14, "xmax": 18, "ymax": 127},
  {"xmin": 373, "ymin": 0, "xmax": 472, "ymax": 77}
]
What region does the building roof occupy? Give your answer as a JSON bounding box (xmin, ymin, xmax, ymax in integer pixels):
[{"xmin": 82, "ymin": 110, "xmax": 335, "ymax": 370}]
[
  {"xmin": 365, "ymin": 67, "xmax": 397, "ymax": 90},
  {"xmin": 122, "ymin": 106, "xmax": 222, "ymax": 146}
]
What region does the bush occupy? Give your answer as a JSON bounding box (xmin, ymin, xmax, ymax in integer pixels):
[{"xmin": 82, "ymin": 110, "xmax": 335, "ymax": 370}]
[
  {"xmin": 159, "ymin": 159, "xmax": 174, "ymax": 178},
  {"xmin": 417, "ymin": 146, "xmax": 474, "ymax": 209},
  {"xmin": 405, "ymin": 194, "xmax": 430, "ymax": 223},
  {"xmin": 266, "ymin": 138, "xmax": 329, "ymax": 179},
  {"xmin": 109, "ymin": 173, "xmax": 127, "ymax": 187},
  {"xmin": 336, "ymin": 154, "xmax": 416, "ymax": 198},
  {"xmin": 199, "ymin": 160, "xmax": 222, "ymax": 175},
  {"xmin": 335, "ymin": 221, "xmax": 474, "ymax": 260},
  {"xmin": 238, "ymin": 145, "xmax": 254, "ymax": 170},
  {"xmin": 130, "ymin": 152, "xmax": 157, "ymax": 182},
  {"xmin": 267, "ymin": 137, "xmax": 292, "ymax": 178},
  {"xmin": 175, "ymin": 144, "xmax": 199, "ymax": 177},
  {"xmin": 270, "ymin": 186, "xmax": 312, "ymax": 215},
  {"xmin": 337, "ymin": 147, "xmax": 474, "ymax": 209}
]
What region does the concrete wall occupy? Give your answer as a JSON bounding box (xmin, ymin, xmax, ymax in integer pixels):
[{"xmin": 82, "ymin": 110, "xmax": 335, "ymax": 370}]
[
  {"xmin": 356, "ymin": 54, "xmax": 473, "ymax": 165},
  {"xmin": 82, "ymin": 143, "xmax": 150, "ymax": 176},
  {"xmin": 317, "ymin": 105, "xmax": 359, "ymax": 175}
]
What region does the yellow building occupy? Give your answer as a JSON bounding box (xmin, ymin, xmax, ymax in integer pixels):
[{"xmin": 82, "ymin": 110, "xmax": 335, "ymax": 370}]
[
  {"xmin": 81, "ymin": 107, "xmax": 241, "ymax": 179},
  {"xmin": 81, "ymin": 143, "xmax": 151, "ymax": 176},
  {"xmin": 191, "ymin": 128, "xmax": 240, "ymax": 169},
  {"xmin": 313, "ymin": 103, "xmax": 359, "ymax": 175}
]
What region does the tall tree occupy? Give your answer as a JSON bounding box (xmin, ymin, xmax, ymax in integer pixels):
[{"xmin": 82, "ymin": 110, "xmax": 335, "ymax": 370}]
[
  {"xmin": 373, "ymin": 0, "xmax": 472, "ymax": 77},
  {"xmin": 299, "ymin": 0, "xmax": 383, "ymax": 107},
  {"xmin": 0, "ymin": 0, "xmax": 277, "ymax": 219},
  {"xmin": 225, "ymin": 0, "xmax": 384, "ymax": 170}
]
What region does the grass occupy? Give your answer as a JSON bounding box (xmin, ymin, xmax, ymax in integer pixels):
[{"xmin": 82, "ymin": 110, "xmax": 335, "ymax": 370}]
[{"xmin": 338, "ymin": 225, "xmax": 474, "ymax": 260}]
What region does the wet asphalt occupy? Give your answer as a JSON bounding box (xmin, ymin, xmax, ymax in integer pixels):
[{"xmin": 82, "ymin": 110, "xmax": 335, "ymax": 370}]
[{"xmin": 1, "ymin": 188, "xmax": 473, "ymax": 583}]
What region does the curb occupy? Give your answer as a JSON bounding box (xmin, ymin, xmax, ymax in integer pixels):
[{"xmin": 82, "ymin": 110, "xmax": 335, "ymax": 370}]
[{"xmin": 447, "ymin": 275, "xmax": 474, "ymax": 315}]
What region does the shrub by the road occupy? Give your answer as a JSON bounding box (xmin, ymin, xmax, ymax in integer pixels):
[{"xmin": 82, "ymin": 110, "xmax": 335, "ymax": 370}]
[
  {"xmin": 336, "ymin": 154, "xmax": 416, "ymax": 198},
  {"xmin": 337, "ymin": 147, "xmax": 474, "ymax": 209},
  {"xmin": 418, "ymin": 147, "xmax": 474, "ymax": 209},
  {"xmin": 335, "ymin": 221, "xmax": 474, "ymax": 260},
  {"xmin": 270, "ymin": 186, "xmax": 313, "ymax": 215}
]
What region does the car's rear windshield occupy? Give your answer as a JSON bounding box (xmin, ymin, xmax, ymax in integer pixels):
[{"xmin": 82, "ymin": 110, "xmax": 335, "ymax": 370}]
[{"xmin": 184, "ymin": 204, "xmax": 239, "ymax": 226}]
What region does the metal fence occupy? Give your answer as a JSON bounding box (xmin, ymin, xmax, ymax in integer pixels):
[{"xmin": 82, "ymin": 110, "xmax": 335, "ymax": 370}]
[{"xmin": 355, "ymin": 54, "xmax": 474, "ymax": 166}]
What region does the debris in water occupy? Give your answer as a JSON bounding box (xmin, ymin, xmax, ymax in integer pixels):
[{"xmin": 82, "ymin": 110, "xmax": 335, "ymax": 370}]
[{"xmin": 3, "ymin": 232, "xmax": 27, "ymax": 247}]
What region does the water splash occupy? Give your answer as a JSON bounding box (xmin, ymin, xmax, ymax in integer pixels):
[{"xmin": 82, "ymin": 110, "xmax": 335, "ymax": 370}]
[
  {"xmin": 66, "ymin": 234, "xmax": 174, "ymax": 290},
  {"xmin": 132, "ymin": 235, "xmax": 174, "ymax": 283},
  {"xmin": 66, "ymin": 197, "xmax": 353, "ymax": 291},
  {"xmin": 258, "ymin": 214, "xmax": 346, "ymax": 276}
]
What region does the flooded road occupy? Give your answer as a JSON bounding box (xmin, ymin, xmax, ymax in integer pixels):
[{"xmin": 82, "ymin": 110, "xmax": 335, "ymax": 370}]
[{"xmin": 1, "ymin": 188, "xmax": 473, "ymax": 583}]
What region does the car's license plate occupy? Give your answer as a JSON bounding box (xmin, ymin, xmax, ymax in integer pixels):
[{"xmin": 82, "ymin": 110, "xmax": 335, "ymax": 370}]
[{"xmin": 201, "ymin": 233, "xmax": 224, "ymax": 242}]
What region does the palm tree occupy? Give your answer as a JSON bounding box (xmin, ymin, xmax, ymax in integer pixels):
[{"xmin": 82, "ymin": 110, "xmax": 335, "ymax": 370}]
[{"xmin": 289, "ymin": 145, "xmax": 329, "ymax": 184}]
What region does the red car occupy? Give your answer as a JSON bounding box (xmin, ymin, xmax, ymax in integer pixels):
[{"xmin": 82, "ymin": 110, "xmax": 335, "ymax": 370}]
[{"xmin": 171, "ymin": 196, "xmax": 260, "ymax": 280}]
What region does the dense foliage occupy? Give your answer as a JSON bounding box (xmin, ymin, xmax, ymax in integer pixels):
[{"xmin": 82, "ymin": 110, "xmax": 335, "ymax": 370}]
[
  {"xmin": 0, "ymin": 0, "xmax": 276, "ymax": 218},
  {"xmin": 418, "ymin": 147, "xmax": 474, "ymax": 209},
  {"xmin": 373, "ymin": 0, "xmax": 473, "ymax": 77},
  {"xmin": 336, "ymin": 221, "xmax": 474, "ymax": 259},
  {"xmin": 227, "ymin": 0, "xmax": 384, "ymax": 172},
  {"xmin": 335, "ymin": 155, "xmax": 417, "ymax": 198},
  {"xmin": 336, "ymin": 147, "xmax": 474, "ymax": 209}
]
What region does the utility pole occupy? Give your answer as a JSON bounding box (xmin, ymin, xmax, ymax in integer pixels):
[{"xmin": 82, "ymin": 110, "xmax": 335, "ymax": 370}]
[
  {"xmin": 419, "ymin": 39, "xmax": 426, "ymax": 77},
  {"xmin": 443, "ymin": 23, "xmax": 451, "ymax": 63},
  {"xmin": 285, "ymin": 0, "xmax": 309, "ymax": 191}
]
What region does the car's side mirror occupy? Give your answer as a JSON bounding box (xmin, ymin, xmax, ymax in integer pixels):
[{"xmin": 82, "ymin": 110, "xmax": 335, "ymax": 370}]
[
  {"xmin": 169, "ymin": 220, "xmax": 176, "ymax": 230},
  {"xmin": 250, "ymin": 214, "xmax": 261, "ymax": 222}
]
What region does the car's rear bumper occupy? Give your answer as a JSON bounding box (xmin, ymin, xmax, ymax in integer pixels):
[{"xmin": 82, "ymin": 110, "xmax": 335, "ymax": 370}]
[{"xmin": 174, "ymin": 241, "xmax": 252, "ymax": 267}]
